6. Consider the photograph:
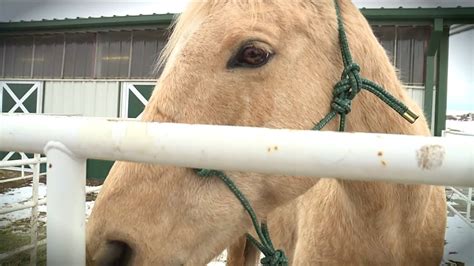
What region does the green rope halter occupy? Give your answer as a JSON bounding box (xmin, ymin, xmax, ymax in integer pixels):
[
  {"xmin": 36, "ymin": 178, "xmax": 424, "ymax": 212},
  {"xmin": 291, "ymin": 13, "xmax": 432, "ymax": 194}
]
[
  {"xmin": 313, "ymin": 0, "xmax": 418, "ymax": 132},
  {"xmin": 195, "ymin": 0, "xmax": 418, "ymax": 265},
  {"xmin": 195, "ymin": 169, "xmax": 288, "ymax": 265}
]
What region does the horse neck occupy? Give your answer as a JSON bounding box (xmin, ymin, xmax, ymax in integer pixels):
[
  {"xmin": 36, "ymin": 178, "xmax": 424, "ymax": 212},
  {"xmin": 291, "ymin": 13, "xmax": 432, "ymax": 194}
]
[{"xmin": 332, "ymin": 0, "xmax": 433, "ymax": 213}]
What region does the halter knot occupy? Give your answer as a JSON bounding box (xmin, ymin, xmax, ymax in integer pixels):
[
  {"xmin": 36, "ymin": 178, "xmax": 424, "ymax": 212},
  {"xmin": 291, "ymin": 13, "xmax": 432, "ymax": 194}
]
[
  {"xmin": 260, "ymin": 249, "xmax": 288, "ymax": 266},
  {"xmin": 329, "ymin": 63, "xmax": 363, "ymax": 116},
  {"xmin": 330, "ymin": 97, "xmax": 352, "ymax": 115},
  {"xmin": 342, "ymin": 63, "xmax": 362, "ymax": 99}
]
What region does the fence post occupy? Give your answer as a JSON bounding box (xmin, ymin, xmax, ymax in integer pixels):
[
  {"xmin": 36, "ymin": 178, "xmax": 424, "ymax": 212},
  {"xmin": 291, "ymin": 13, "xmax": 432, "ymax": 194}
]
[
  {"xmin": 29, "ymin": 154, "xmax": 40, "ymax": 266},
  {"xmin": 44, "ymin": 142, "xmax": 86, "ymax": 266}
]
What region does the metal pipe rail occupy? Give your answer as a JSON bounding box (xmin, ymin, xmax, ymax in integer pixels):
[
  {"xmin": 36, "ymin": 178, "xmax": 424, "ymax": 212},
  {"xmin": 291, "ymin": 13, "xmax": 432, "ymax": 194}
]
[
  {"xmin": 0, "ymin": 198, "xmax": 47, "ymax": 215},
  {"xmin": 0, "ymin": 157, "xmax": 47, "ymax": 168},
  {"xmin": 442, "ymin": 130, "xmax": 473, "ymax": 227},
  {"xmin": 1, "ymin": 114, "xmax": 473, "ymax": 187},
  {"xmin": 1, "ymin": 114, "xmax": 474, "ymax": 266},
  {"xmin": 0, "ymin": 172, "xmax": 46, "ymax": 184}
]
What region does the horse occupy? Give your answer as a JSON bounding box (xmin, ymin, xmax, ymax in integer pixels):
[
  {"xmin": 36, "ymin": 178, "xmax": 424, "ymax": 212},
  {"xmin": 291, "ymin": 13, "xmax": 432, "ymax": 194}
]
[{"xmin": 86, "ymin": 0, "xmax": 446, "ymax": 265}]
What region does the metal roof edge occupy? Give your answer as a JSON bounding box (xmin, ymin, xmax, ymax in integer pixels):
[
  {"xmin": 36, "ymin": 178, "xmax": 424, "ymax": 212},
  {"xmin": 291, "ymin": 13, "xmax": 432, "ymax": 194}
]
[
  {"xmin": 361, "ymin": 7, "xmax": 474, "ymax": 24},
  {"xmin": 0, "ymin": 13, "xmax": 176, "ymax": 32},
  {"xmin": 1, "ymin": 7, "xmax": 473, "ymax": 32}
]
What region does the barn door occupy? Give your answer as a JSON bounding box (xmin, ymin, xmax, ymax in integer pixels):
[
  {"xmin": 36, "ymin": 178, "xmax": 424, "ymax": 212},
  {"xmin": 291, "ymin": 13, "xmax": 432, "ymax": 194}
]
[
  {"xmin": 120, "ymin": 82, "xmax": 155, "ymax": 118},
  {"xmin": 0, "ymin": 81, "xmax": 44, "ymax": 171},
  {"xmin": 0, "ymin": 81, "xmax": 43, "ymax": 113}
]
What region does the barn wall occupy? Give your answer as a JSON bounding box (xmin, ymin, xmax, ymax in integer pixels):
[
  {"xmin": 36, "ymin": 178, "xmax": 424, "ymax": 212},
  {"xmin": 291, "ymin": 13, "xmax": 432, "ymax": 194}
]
[
  {"xmin": 405, "ymin": 86, "xmax": 424, "ymax": 109},
  {"xmin": 43, "ymin": 80, "xmax": 119, "ymax": 117}
]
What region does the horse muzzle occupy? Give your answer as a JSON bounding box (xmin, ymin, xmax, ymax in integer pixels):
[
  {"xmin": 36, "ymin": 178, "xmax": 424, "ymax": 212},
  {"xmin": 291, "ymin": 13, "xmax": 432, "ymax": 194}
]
[{"xmin": 89, "ymin": 240, "xmax": 134, "ymax": 266}]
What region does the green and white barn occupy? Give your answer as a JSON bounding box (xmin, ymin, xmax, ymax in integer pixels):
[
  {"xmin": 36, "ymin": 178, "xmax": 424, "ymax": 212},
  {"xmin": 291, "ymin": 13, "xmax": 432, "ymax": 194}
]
[{"xmin": 1, "ymin": 0, "xmax": 473, "ymax": 179}]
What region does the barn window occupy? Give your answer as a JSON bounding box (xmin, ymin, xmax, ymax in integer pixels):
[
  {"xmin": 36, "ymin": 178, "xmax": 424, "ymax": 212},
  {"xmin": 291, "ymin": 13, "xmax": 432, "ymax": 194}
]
[
  {"xmin": 96, "ymin": 31, "xmax": 131, "ymax": 78},
  {"xmin": 0, "ymin": 29, "xmax": 167, "ymax": 79},
  {"xmin": 63, "ymin": 33, "xmax": 96, "ymax": 78},
  {"xmin": 396, "ymin": 26, "xmax": 430, "ymax": 86},
  {"xmin": 130, "ymin": 30, "xmax": 166, "ymax": 78},
  {"xmin": 33, "ymin": 34, "xmax": 64, "ymax": 78},
  {"xmin": 372, "ymin": 26, "xmax": 396, "ymax": 61},
  {"xmin": 373, "ymin": 25, "xmax": 431, "ymax": 86},
  {"xmin": 3, "ymin": 36, "xmax": 34, "ymax": 77}
]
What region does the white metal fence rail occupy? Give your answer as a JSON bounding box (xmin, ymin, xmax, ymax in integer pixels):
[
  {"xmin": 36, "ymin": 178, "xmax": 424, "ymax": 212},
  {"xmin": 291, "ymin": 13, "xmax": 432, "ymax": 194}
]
[
  {"xmin": 443, "ymin": 129, "xmax": 474, "ymax": 228},
  {"xmin": 0, "ymin": 114, "xmax": 473, "ymax": 265}
]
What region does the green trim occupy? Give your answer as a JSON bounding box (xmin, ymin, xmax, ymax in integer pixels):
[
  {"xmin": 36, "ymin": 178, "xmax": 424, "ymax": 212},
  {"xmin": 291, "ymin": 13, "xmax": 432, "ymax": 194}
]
[
  {"xmin": 424, "ymin": 55, "xmax": 436, "ymax": 131},
  {"xmin": 0, "ymin": 13, "xmax": 175, "ymax": 32},
  {"xmin": 128, "ymin": 85, "xmax": 154, "ymax": 118},
  {"xmin": 87, "ymin": 159, "xmax": 114, "ymax": 180},
  {"xmin": 1, "ymin": 83, "xmax": 38, "ymax": 113},
  {"xmin": 423, "ymin": 18, "xmax": 442, "ymax": 130},
  {"xmin": 362, "ymin": 7, "xmax": 474, "ymax": 25},
  {"xmin": 427, "ymin": 19, "xmax": 443, "ymax": 56},
  {"xmin": 1, "ymin": 7, "xmax": 474, "ymax": 33},
  {"xmin": 434, "ymin": 27, "xmax": 450, "ymax": 136}
]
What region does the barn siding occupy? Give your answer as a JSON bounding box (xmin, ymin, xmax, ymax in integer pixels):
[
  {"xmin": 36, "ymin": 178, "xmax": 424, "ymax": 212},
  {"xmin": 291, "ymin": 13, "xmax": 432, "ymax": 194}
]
[
  {"xmin": 405, "ymin": 86, "xmax": 424, "ymax": 110},
  {"xmin": 43, "ymin": 80, "xmax": 119, "ymax": 117}
]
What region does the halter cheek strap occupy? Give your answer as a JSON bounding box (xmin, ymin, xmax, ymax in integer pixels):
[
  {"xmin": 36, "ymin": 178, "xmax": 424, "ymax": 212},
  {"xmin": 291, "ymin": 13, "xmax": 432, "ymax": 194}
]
[{"xmin": 196, "ymin": 0, "xmax": 418, "ymax": 265}]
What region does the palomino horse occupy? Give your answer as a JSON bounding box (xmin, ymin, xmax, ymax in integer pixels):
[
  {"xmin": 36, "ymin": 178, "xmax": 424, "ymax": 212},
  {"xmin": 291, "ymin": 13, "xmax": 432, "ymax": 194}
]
[{"xmin": 87, "ymin": 0, "xmax": 446, "ymax": 265}]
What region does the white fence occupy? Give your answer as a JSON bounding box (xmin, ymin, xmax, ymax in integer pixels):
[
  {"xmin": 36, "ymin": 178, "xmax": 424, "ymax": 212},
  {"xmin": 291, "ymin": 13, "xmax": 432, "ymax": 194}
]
[
  {"xmin": 0, "ymin": 155, "xmax": 47, "ymax": 264},
  {"xmin": 443, "ymin": 129, "xmax": 474, "ymax": 228},
  {"xmin": 0, "ymin": 156, "xmax": 101, "ymax": 264},
  {"xmin": 0, "ymin": 114, "xmax": 473, "ymax": 265}
]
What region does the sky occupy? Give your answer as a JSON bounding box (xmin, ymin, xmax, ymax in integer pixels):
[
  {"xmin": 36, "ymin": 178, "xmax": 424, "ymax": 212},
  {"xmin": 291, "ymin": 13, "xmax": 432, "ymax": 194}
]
[{"xmin": 448, "ymin": 29, "xmax": 474, "ymax": 114}]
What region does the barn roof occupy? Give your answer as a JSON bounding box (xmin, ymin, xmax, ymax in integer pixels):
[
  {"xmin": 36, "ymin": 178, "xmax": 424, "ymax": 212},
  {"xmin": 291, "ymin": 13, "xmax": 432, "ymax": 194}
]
[
  {"xmin": 0, "ymin": 1, "xmax": 473, "ymax": 33},
  {"xmin": 1, "ymin": 0, "xmax": 474, "ymax": 23}
]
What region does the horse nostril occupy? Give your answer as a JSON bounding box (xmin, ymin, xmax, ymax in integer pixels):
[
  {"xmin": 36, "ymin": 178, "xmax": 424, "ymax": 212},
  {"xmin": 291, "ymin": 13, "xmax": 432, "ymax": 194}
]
[{"xmin": 94, "ymin": 240, "xmax": 133, "ymax": 266}]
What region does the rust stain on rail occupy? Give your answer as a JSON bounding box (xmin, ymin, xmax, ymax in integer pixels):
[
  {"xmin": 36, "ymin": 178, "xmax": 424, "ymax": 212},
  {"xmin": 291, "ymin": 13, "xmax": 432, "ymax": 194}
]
[
  {"xmin": 416, "ymin": 145, "xmax": 445, "ymax": 170},
  {"xmin": 267, "ymin": 146, "xmax": 279, "ymax": 153}
]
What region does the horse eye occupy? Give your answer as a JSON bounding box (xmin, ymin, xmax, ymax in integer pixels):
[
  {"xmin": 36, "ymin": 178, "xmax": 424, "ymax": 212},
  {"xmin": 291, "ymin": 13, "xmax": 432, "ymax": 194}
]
[{"xmin": 228, "ymin": 44, "xmax": 273, "ymax": 69}]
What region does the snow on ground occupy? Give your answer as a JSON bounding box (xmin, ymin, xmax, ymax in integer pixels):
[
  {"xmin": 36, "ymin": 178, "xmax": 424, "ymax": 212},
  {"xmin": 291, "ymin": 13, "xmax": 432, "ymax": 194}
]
[
  {"xmin": 0, "ymin": 184, "xmax": 98, "ymax": 227},
  {"xmin": 0, "ymin": 183, "xmax": 47, "ymax": 227},
  {"xmin": 444, "ymin": 213, "xmax": 474, "ymax": 265},
  {"xmin": 445, "ymin": 120, "xmax": 474, "ymax": 133}
]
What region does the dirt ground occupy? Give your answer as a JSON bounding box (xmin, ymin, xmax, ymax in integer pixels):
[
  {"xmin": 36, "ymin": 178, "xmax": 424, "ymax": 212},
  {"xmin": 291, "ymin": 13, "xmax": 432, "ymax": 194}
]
[{"xmin": 0, "ymin": 169, "xmax": 103, "ymax": 265}]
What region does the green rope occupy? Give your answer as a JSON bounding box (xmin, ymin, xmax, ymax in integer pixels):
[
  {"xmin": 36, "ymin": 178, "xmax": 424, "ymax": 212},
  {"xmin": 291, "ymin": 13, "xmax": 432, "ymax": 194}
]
[
  {"xmin": 313, "ymin": 0, "xmax": 418, "ymax": 132},
  {"xmin": 194, "ymin": 0, "xmax": 419, "ymax": 264},
  {"xmin": 195, "ymin": 169, "xmax": 288, "ymax": 266}
]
